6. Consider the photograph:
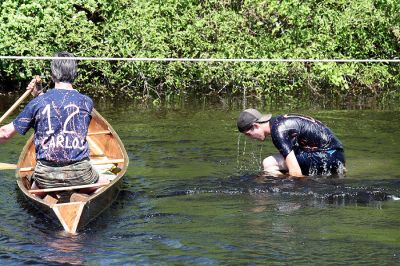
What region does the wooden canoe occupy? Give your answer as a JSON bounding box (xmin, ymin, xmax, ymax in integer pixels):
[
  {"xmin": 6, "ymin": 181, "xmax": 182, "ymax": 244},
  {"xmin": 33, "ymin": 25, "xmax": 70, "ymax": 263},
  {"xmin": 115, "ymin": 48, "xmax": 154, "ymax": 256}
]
[{"xmin": 15, "ymin": 109, "xmax": 129, "ymax": 234}]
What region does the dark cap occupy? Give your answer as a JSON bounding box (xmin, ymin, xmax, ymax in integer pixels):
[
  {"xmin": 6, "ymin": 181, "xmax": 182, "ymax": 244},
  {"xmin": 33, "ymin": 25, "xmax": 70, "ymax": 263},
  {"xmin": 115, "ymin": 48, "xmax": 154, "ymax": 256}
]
[{"xmin": 237, "ymin": 109, "xmax": 272, "ymax": 133}]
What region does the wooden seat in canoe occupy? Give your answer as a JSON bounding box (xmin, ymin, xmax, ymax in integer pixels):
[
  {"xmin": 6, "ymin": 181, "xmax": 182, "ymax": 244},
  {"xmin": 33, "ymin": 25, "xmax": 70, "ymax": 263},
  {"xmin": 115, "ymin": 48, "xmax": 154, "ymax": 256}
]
[
  {"xmin": 29, "ymin": 181, "xmax": 110, "ymax": 195},
  {"xmin": 87, "ymin": 130, "xmax": 111, "ymax": 136},
  {"xmin": 18, "ymin": 158, "xmax": 125, "ymax": 172}
]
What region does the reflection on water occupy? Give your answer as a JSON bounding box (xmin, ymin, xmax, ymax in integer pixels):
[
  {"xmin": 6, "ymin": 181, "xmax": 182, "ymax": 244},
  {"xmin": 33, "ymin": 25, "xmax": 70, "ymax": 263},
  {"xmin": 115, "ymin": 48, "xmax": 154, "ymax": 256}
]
[
  {"xmin": 41, "ymin": 232, "xmax": 86, "ymax": 265},
  {"xmin": 0, "ymin": 96, "xmax": 399, "ymax": 264}
]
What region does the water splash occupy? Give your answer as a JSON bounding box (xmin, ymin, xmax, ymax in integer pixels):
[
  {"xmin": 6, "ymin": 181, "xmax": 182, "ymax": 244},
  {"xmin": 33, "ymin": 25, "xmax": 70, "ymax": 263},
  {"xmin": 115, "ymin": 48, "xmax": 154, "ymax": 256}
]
[
  {"xmin": 390, "ymin": 195, "xmax": 400, "ymax": 200},
  {"xmin": 154, "ymin": 174, "xmax": 399, "ymax": 205},
  {"xmin": 236, "ymin": 134, "xmax": 265, "ymax": 172}
]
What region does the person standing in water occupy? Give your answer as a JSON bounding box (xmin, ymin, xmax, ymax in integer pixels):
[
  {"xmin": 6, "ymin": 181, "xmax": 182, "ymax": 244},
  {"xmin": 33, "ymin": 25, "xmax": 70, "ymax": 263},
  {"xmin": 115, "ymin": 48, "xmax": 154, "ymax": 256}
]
[
  {"xmin": 0, "ymin": 51, "xmax": 99, "ymax": 188},
  {"xmin": 237, "ymin": 109, "xmax": 345, "ymax": 177}
]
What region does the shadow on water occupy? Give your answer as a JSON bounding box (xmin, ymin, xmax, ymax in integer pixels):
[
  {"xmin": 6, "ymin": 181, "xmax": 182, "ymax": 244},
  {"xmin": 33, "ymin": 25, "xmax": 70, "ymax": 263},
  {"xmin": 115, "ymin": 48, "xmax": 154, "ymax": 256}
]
[{"xmin": 154, "ymin": 174, "xmax": 400, "ymax": 205}]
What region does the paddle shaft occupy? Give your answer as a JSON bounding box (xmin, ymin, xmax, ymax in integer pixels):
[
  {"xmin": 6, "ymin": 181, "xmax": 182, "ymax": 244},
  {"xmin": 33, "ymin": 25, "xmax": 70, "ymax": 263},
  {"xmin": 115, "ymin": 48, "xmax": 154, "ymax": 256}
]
[
  {"xmin": 0, "ymin": 89, "xmax": 32, "ymax": 125},
  {"xmin": 0, "ymin": 83, "xmax": 34, "ymax": 168},
  {"xmin": 0, "ymin": 76, "xmax": 42, "ymax": 125},
  {"xmin": 0, "ymin": 162, "xmax": 18, "ymax": 170},
  {"xmin": 0, "ymin": 77, "xmax": 42, "ymax": 168}
]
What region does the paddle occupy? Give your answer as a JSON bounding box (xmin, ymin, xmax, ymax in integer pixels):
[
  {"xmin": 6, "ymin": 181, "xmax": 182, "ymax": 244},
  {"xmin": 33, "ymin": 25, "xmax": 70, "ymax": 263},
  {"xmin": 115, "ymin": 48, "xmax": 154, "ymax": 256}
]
[
  {"xmin": 0, "ymin": 76, "xmax": 41, "ymax": 125},
  {"xmin": 0, "ymin": 163, "xmax": 17, "ymax": 170},
  {"xmin": 0, "ymin": 76, "xmax": 41, "ymax": 170}
]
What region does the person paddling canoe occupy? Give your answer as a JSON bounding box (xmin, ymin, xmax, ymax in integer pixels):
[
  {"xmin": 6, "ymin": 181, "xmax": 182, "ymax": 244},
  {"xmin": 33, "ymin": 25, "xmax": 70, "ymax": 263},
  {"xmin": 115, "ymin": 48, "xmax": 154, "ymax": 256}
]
[
  {"xmin": 237, "ymin": 109, "xmax": 346, "ymax": 177},
  {"xmin": 0, "ymin": 51, "xmax": 99, "ymax": 189}
]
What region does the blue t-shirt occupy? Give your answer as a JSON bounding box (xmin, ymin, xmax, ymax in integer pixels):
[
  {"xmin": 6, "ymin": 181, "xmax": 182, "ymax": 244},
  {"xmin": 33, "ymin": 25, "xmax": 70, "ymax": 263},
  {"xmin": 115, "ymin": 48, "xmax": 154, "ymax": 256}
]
[
  {"xmin": 13, "ymin": 88, "xmax": 93, "ymax": 163},
  {"xmin": 270, "ymin": 114, "xmax": 344, "ymax": 158}
]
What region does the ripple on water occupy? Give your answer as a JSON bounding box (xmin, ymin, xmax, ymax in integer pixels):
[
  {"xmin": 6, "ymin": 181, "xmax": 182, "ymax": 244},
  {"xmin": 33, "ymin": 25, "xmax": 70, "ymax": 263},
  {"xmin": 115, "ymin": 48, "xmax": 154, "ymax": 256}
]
[
  {"xmin": 151, "ymin": 173, "xmax": 399, "ymax": 207},
  {"xmin": 1, "ymin": 107, "xmax": 399, "ymax": 265}
]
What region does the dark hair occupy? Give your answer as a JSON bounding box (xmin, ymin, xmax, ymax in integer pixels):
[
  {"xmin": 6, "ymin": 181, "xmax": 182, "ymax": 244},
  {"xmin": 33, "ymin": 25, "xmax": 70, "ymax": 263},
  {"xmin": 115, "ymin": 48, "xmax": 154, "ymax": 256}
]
[{"xmin": 50, "ymin": 51, "xmax": 77, "ymax": 83}]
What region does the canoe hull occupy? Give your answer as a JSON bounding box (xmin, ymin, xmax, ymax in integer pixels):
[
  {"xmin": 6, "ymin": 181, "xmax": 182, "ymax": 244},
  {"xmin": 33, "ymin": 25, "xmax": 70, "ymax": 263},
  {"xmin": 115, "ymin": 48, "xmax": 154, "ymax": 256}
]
[{"xmin": 15, "ymin": 109, "xmax": 128, "ymax": 234}]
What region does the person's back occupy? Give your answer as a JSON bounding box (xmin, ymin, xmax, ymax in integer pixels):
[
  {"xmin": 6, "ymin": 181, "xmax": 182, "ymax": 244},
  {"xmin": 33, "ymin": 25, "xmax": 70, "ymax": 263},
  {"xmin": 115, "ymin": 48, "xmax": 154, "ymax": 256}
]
[
  {"xmin": 12, "ymin": 51, "xmax": 99, "ymax": 188},
  {"xmin": 270, "ymin": 114, "xmax": 343, "ymax": 155},
  {"xmin": 15, "ymin": 89, "xmax": 93, "ymax": 164}
]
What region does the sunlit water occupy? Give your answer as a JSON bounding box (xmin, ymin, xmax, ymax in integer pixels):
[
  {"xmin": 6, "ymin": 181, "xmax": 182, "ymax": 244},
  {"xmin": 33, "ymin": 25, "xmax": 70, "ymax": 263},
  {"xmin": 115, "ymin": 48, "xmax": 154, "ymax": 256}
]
[{"xmin": 0, "ymin": 95, "xmax": 399, "ymax": 265}]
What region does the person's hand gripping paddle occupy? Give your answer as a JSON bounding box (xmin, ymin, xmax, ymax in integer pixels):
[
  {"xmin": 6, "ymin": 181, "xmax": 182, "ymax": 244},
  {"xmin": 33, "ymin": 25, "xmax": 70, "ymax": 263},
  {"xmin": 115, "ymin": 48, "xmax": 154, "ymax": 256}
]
[{"xmin": 0, "ymin": 76, "xmax": 42, "ymax": 170}]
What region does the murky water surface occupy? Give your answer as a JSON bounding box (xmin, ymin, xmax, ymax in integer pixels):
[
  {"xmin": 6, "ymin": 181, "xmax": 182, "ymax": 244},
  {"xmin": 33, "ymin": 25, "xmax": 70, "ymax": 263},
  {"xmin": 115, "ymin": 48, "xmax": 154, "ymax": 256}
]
[{"xmin": 0, "ymin": 95, "xmax": 399, "ymax": 265}]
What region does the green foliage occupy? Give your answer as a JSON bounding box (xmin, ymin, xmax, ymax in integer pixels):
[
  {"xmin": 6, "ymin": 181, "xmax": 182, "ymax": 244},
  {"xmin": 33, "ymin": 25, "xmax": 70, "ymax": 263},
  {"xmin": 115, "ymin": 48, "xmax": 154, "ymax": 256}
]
[{"xmin": 0, "ymin": 0, "xmax": 399, "ymax": 101}]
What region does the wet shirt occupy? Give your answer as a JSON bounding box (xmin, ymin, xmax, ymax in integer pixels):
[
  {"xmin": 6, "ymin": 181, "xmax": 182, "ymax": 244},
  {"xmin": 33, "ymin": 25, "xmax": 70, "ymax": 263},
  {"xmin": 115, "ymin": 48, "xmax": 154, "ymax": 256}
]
[
  {"xmin": 13, "ymin": 89, "xmax": 93, "ymax": 163},
  {"xmin": 270, "ymin": 114, "xmax": 343, "ymax": 158}
]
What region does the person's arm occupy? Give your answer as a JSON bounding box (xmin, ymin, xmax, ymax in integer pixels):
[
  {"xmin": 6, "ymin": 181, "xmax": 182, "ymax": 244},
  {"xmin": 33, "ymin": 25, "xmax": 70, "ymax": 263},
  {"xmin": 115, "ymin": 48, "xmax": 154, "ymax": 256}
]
[
  {"xmin": 10, "ymin": 80, "xmax": 40, "ymax": 138},
  {"xmin": 0, "ymin": 76, "xmax": 41, "ymax": 144},
  {"xmin": 0, "ymin": 122, "xmax": 17, "ymax": 144},
  {"xmin": 285, "ymin": 150, "xmax": 303, "ymax": 177}
]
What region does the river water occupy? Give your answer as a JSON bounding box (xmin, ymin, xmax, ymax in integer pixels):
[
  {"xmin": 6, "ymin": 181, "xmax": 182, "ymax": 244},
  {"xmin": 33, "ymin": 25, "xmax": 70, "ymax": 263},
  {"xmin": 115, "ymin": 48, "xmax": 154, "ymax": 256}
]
[{"xmin": 0, "ymin": 95, "xmax": 399, "ymax": 265}]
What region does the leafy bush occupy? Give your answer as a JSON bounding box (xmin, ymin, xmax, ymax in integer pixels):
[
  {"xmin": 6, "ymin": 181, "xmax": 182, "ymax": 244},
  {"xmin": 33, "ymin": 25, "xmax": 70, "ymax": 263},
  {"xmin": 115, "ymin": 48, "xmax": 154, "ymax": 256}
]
[{"xmin": 0, "ymin": 0, "xmax": 399, "ymax": 101}]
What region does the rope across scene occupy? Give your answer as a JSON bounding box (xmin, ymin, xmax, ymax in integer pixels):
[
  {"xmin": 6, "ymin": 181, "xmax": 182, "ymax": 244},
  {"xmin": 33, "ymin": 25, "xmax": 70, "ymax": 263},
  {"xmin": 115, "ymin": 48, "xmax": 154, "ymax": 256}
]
[{"xmin": 0, "ymin": 56, "xmax": 399, "ymax": 63}]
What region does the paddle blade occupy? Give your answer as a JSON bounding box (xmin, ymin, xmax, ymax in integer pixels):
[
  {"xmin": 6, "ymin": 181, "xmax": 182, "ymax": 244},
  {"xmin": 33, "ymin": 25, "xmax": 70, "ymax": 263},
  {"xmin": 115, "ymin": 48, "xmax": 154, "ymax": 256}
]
[{"xmin": 0, "ymin": 163, "xmax": 17, "ymax": 170}]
